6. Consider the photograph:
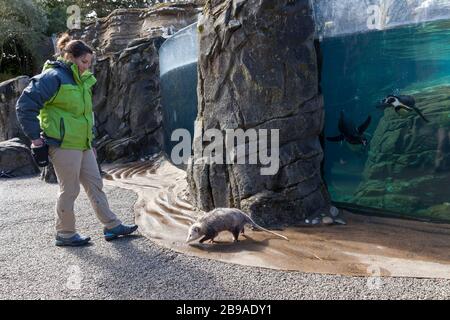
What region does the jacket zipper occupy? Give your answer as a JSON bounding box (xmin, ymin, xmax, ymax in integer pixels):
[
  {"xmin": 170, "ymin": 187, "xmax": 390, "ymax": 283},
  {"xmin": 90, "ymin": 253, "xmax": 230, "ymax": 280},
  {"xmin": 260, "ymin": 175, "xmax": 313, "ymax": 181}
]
[
  {"xmin": 82, "ymin": 84, "xmax": 90, "ymax": 149},
  {"xmin": 60, "ymin": 117, "xmax": 65, "ymax": 142},
  {"xmin": 74, "ymin": 65, "xmax": 91, "ymax": 149}
]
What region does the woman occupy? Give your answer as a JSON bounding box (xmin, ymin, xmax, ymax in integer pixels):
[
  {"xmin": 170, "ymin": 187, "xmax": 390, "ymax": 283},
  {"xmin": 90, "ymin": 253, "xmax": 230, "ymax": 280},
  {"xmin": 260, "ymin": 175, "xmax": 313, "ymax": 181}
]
[{"xmin": 16, "ymin": 34, "xmax": 138, "ymax": 246}]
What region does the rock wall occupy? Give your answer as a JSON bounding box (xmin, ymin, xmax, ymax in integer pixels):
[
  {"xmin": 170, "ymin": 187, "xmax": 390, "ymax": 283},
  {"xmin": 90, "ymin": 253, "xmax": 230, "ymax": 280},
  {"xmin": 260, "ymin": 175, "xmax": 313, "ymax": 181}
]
[
  {"xmin": 0, "ymin": 76, "xmax": 30, "ymax": 143},
  {"xmin": 0, "ymin": 77, "xmax": 40, "ymax": 178},
  {"xmin": 0, "ymin": 138, "xmax": 39, "ymax": 178},
  {"xmin": 75, "ymin": 2, "xmax": 203, "ymax": 163},
  {"xmin": 90, "ymin": 37, "xmax": 165, "ymax": 163},
  {"xmin": 187, "ymin": 0, "xmax": 330, "ymax": 226}
]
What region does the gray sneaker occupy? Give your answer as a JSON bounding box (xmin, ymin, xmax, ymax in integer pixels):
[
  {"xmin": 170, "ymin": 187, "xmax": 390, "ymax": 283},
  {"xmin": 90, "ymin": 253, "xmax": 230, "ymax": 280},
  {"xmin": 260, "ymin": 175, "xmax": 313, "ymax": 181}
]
[
  {"xmin": 55, "ymin": 233, "xmax": 91, "ymax": 247},
  {"xmin": 103, "ymin": 224, "xmax": 138, "ymax": 241}
]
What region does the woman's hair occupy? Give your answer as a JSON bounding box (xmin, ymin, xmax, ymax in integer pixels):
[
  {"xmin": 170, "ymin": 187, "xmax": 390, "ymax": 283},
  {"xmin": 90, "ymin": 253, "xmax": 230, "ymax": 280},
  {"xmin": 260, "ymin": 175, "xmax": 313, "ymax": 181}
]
[{"xmin": 57, "ymin": 33, "xmax": 93, "ymax": 58}]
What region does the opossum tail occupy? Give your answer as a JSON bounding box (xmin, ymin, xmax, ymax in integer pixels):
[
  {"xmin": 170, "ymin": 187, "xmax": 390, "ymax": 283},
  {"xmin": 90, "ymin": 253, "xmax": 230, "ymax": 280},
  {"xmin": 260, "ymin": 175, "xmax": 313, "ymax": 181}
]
[{"xmin": 244, "ymin": 215, "xmax": 289, "ymax": 241}]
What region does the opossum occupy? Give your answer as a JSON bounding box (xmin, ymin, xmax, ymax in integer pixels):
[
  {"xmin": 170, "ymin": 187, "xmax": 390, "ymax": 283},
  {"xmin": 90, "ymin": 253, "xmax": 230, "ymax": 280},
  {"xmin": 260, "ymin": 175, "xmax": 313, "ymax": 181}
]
[{"xmin": 186, "ymin": 208, "xmax": 289, "ymax": 243}]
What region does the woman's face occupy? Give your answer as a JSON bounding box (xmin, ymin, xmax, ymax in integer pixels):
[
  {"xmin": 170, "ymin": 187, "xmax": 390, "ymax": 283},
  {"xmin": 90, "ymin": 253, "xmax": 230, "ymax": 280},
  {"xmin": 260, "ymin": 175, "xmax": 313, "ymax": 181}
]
[{"xmin": 72, "ymin": 53, "xmax": 93, "ymax": 75}]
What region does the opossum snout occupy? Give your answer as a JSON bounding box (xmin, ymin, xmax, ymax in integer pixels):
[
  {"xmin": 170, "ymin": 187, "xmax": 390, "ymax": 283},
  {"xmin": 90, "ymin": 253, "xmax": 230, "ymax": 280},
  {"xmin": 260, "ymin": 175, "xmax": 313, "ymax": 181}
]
[
  {"xmin": 186, "ymin": 225, "xmax": 202, "ymax": 243},
  {"xmin": 186, "ymin": 235, "xmax": 196, "ymax": 243}
]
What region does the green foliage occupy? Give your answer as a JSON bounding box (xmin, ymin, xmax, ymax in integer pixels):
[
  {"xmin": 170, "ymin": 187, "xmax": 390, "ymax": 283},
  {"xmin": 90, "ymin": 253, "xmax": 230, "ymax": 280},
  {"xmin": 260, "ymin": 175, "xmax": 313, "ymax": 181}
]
[
  {"xmin": 0, "ymin": 71, "xmax": 16, "ymax": 82},
  {"xmin": 0, "ymin": 0, "xmax": 48, "ymax": 45},
  {"xmin": 0, "ymin": 0, "xmax": 153, "ymax": 80},
  {"xmin": 37, "ymin": 0, "xmax": 68, "ymax": 35},
  {"xmin": 0, "ymin": 0, "xmax": 49, "ymax": 78}
]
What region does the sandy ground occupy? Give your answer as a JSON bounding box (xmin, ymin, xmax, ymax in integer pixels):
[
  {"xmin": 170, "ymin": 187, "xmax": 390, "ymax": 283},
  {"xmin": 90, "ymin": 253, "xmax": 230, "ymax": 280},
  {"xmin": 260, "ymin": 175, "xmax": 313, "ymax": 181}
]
[
  {"xmin": 0, "ymin": 176, "xmax": 449, "ymax": 300},
  {"xmin": 104, "ymin": 158, "xmax": 450, "ymax": 279}
]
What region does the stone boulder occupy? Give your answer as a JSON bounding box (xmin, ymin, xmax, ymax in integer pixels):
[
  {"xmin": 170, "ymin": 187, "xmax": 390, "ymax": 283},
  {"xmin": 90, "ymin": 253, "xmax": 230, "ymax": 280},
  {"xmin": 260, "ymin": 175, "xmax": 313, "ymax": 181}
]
[
  {"xmin": 0, "ymin": 138, "xmax": 39, "ymax": 178},
  {"xmin": 0, "ymin": 76, "xmax": 30, "ymax": 143},
  {"xmin": 187, "ymin": 0, "xmax": 330, "ymax": 226},
  {"xmin": 353, "ymin": 85, "xmax": 450, "ymax": 221},
  {"xmin": 72, "ymin": 2, "xmax": 203, "ymax": 163}
]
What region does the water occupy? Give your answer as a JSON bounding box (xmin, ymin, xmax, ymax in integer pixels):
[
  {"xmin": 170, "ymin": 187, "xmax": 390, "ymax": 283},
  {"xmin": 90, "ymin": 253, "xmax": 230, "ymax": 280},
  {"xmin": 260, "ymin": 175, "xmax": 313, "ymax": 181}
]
[
  {"xmin": 321, "ymin": 18, "xmax": 450, "ymax": 221},
  {"xmin": 159, "ymin": 23, "xmax": 198, "ymax": 76},
  {"xmin": 159, "ymin": 23, "xmax": 198, "ymax": 157},
  {"xmin": 160, "ymin": 62, "xmax": 198, "ymax": 155}
]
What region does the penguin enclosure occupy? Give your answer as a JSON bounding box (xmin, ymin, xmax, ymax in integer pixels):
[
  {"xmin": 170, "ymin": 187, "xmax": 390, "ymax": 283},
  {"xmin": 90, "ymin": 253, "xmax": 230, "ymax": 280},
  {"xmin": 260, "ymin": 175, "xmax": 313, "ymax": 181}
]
[{"xmin": 317, "ymin": 3, "xmax": 450, "ymax": 223}]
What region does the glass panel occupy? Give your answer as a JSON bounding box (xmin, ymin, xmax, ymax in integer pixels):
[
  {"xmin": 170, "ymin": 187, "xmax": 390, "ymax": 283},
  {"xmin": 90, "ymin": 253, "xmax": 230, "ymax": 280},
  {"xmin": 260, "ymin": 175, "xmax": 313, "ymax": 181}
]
[
  {"xmin": 321, "ymin": 15, "xmax": 450, "ymax": 221},
  {"xmin": 159, "ymin": 23, "xmax": 198, "ymax": 155},
  {"xmin": 312, "ymin": 0, "xmax": 450, "ymax": 38}
]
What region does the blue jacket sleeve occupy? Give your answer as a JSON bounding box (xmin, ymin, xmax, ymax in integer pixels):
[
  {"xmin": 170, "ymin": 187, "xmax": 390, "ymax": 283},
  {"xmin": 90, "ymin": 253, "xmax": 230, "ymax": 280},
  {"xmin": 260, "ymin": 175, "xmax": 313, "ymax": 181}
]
[{"xmin": 15, "ymin": 70, "xmax": 60, "ymax": 140}]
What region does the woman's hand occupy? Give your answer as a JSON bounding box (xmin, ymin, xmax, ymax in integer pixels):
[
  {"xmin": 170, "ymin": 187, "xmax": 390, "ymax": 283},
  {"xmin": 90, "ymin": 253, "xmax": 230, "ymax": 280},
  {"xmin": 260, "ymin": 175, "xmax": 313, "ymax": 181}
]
[{"xmin": 31, "ymin": 138, "xmax": 44, "ymax": 147}]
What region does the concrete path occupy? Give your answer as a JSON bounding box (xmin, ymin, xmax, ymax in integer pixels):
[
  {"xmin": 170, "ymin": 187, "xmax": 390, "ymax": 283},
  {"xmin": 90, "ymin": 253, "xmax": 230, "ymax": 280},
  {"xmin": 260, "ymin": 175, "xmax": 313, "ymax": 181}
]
[{"xmin": 0, "ymin": 177, "xmax": 449, "ymax": 300}]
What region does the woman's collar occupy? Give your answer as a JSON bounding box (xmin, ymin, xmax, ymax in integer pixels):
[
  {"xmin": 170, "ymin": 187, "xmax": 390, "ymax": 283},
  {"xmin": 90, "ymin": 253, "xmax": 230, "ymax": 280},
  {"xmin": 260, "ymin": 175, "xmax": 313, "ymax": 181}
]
[
  {"xmin": 57, "ymin": 56, "xmax": 72, "ymax": 66},
  {"xmin": 57, "ymin": 56, "xmax": 95, "ymax": 83}
]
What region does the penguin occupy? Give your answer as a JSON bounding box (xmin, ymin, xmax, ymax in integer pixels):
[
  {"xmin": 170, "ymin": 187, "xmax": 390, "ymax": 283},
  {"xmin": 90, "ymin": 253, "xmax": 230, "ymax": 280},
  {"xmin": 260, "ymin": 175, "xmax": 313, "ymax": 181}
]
[
  {"xmin": 378, "ymin": 95, "xmax": 429, "ymax": 122},
  {"xmin": 327, "ymin": 111, "xmax": 372, "ymax": 146}
]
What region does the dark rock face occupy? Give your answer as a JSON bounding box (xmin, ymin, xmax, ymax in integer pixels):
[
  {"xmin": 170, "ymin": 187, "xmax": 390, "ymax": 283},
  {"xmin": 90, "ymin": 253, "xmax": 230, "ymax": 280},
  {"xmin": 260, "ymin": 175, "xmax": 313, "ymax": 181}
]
[
  {"xmin": 187, "ymin": 0, "xmax": 330, "ymax": 226},
  {"xmin": 0, "ymin": 76, "xmax": 30, "ymax": 143},
  {"xmin": 0, "ymin": 75, "xmax": 43, "ymax": 180},
  {"xmin": 353, "ymin": 85, "xmax": 450, "ymax": 221},
  {"xmin": 0, "ymin": 138, "xmax": 39, "ymax": 178},
  {"xmin": 92, "ymin": 38, "xmax": 165, "ymax": 163},
  {"xmin": 75, "ymin": 3, "xmax": 203, "ymax": 163}
]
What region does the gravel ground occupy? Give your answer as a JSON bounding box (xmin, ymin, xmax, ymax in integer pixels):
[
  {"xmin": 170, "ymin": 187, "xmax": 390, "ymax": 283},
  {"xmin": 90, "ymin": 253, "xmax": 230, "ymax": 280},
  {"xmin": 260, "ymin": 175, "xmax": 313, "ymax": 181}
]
[{"xmin": 0, "ymin": 176, "xmax": 449, "ymax": 300}]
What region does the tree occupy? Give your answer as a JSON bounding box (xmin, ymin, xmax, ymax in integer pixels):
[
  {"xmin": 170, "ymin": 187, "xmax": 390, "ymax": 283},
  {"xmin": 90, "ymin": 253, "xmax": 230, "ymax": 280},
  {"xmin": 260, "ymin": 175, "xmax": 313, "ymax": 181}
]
[
  {"xmin": 0, "ymin": 0, "xmax": 49, "ymax": 78},
  {"xmin": 0, "ymin": 0, "xmax": 155, "ymax": 80},
  {"xmin": 36, "ymin": 0, "xmax": 69, "ymax": 35}
]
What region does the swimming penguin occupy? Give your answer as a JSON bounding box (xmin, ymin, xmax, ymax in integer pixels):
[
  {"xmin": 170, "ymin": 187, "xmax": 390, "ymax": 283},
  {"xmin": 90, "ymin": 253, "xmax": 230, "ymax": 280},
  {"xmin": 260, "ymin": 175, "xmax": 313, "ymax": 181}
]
[
  {"xmin": 378, "ymin": 95, "xmax": 429, "ymax": 122},
  {"xmin": 327, "ymin": 111, "xmax": 372, "ymax": 146}
]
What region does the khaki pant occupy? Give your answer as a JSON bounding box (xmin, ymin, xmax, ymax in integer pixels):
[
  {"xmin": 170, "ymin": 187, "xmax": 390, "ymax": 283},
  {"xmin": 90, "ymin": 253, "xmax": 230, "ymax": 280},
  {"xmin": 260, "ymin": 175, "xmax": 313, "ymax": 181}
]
[{"xmin": 49, "ymin": 146, "xmax": 121, "ymax": 238}]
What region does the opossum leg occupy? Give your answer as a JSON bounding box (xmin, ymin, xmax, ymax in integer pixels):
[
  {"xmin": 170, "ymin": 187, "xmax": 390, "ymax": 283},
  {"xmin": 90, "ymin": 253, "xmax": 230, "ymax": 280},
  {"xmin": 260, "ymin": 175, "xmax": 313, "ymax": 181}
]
[
  {"xmin": 200, "ymin": 231, "xmax": 218, "ymax": 243},
  {"xmin": 240, "ymin": 227, "xmax": 245, "ymax": 234},
  {"xmin": 200, "ymin": 236, "xmax": 213, "ymax": 243},
  {"xmin": 232, "ymin": 228, "xmax": 241, "ymax": 242}
]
